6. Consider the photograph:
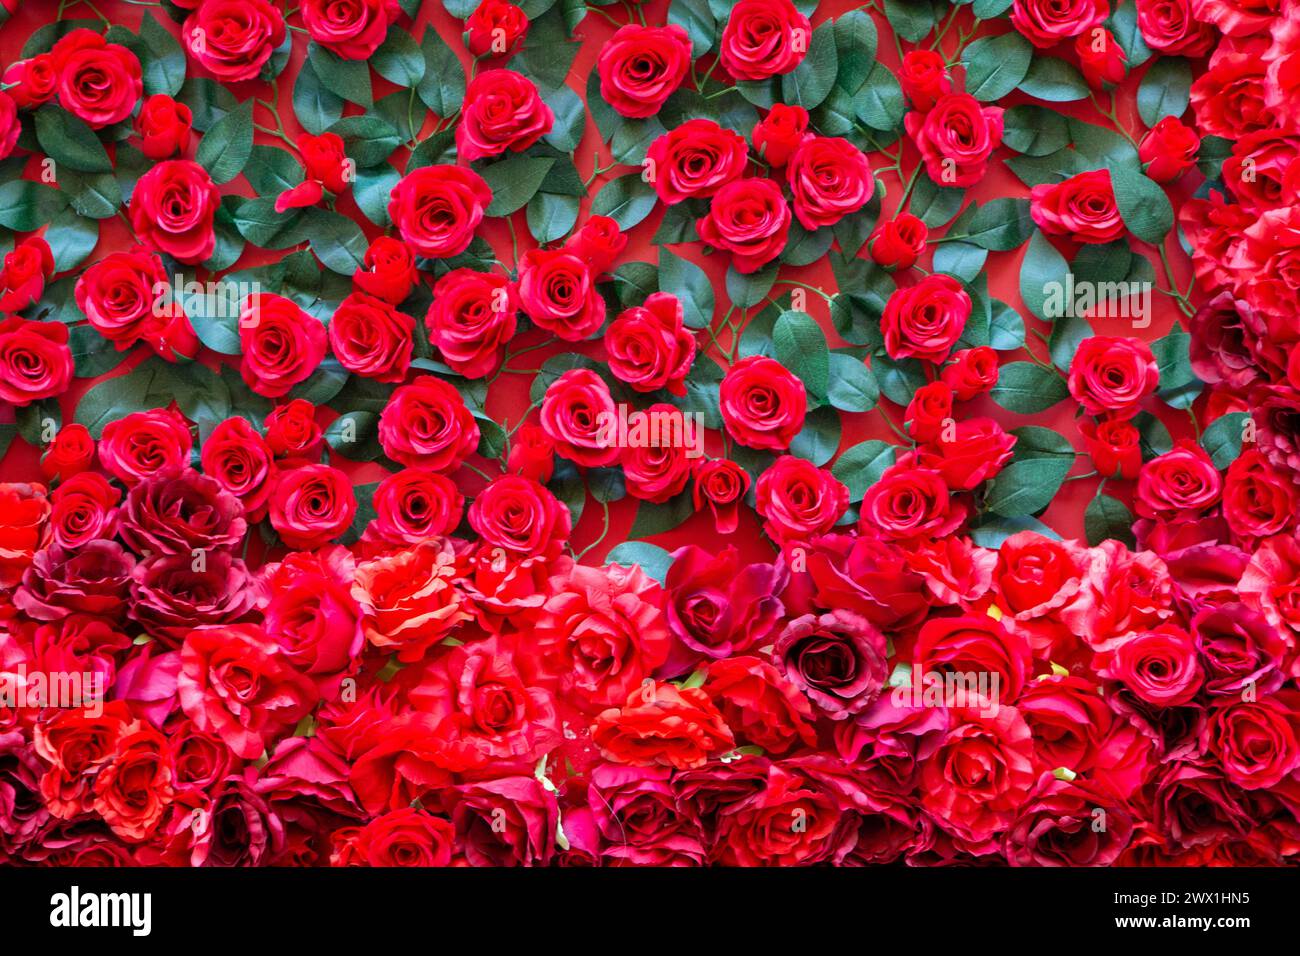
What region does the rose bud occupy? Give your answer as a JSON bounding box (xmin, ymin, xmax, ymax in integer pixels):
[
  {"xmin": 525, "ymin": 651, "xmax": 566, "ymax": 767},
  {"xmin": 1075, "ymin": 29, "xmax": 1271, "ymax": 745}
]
[
  {"xmin": 265, "ymin": 399, "xmax": 325, "ymax": 459},
  {"xmin": 1, "ymin": 55, "xmax": 57, "ymax": 109},
  {"xmin": 354, "ymin": 236, "xmax": 418, "ymax": 305},
  {"xmin": 505, "ymin": 423, "xmax": 555, "ymax": 483},
  {"xmin": 1075, "ymin": 28, "xmax": 1127, "ymax": 89},
  {"xmin": 692, "ymin": 458, "xmax": 751, "ymax": 534},
  {"xmin": 465, "ymin": 0, "xmax": 528, "ymax": 58},
  {"xmin": 905, "ymin": 380, "xmax": 954, "ymax": 442},
  {"xmin": 1139, "ymin": 117, "xmax": 1201, "ymax": 183},
  {"xmin": 0, "ymin": 236, "xmax": 54, "ymax": 311},
  {"xmin": 40, "ymin": 424, "xmax": 96, "ymax": 482},
  {"xmin": 565, "ymin": 215, "xmax": 628, "ymax": 275},
  {"xmin": 135, "ymin": 94, "xmax": 193, "ymax": 160},
  {"xmin": 942, "ymin": 347, "xmax": 999, "ymax": 400},
  {"xmin": 753, "ymin": 103, "xmax": 809, "ymax": 167},
  {"xmin": 297, "ymin": 131, "xmax": 350, "ymax": 193},
  {"xmin": 868, "ymin": 213, "xmax": 928, "ymax": 271},
  {"xmin": 1080, "ymin": 416, "xmax": 1142, "ymax": 480},
  {"xmin": 898, "ymin": 49, "xmax": 951, "ymax": 110},
  {"xmin": 274, "ymin": 179, "xmax": 324, "ymax": 213}
]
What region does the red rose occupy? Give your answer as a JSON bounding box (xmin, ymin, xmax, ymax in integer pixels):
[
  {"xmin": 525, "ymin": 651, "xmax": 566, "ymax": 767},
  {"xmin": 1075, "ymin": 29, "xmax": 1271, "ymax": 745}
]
[
  {"xmin": 882, "ymin": 273, "xmax": 970, "ymax": 363},
  {"xmin": 183, "ymin": 0, "xmax": 287, "ymax": 81},
  {"xmin": 1135, "ymin": 0, "xmax": 1215, "ymax": 56},
  {"xmin": 353, "ymin": 236, "xmax": 418, "ymax": 305},
  {"xmin": 564, "ymin": 215, "xmax": 628, "ymax": 274},
  {"xmin": 774, "ymin": 610, "xmax": 888, "ymax": 718},
  {"xmin": 1193, "ymin": 36, "xmax": 1267, "ymax": 143},
  {"xmin": 755, "ymin": 455, "xmax": 849, "ymax": 543},
  {"xmin": 915, "ymin": 417, "xmax": 1016, "ymax": 490},
  {"xmin": 99, "ymin": 406, "xmax": 193, "ymax": 485},
  {"xmin": 468, "ymin": 474, "xmax": 571, "ymax": 554},
  {"xmin": 1067, "ymin": 336, "xmax": 1159, "ymax": 415},
  {"xmin": 1016, "ymin": 673, "xmax": 1112, "ymax": 771},
  {"xmin": 592, "ymin": 680, "xmax": 734, "ymax": 769},
  {"xmin": 1031, "ymin": 170, "xmax": 1125, "ymax": 243},
  {"xmin": 1080, "ymin": 416, "xmax": 1143, "ymax": 479},
  {"xmin": 0, "ymin": 91, "xmax": 16, "ymax": 160},
  {"xmin": 15, "ymin": 540, "xmax": 134, "ymax": 624},
  {"xmin": 33, "ymin": 703, "xmax": 132, "ymax": 819},
  {"xmin": 51, "ymin": 29, "xmax": 141, "ymax": 128},
  {"xmin": 904, "ymin": 93, "xmax": 1003, "ymax": 188},
  {"xmin": 692, "ymin": 458, "xmax": 751, "ymax": 534},
  {"xmin": 1011, "ymin": 0, "xmax": 1107, "ymax": 47},
  {"xmin": 1223, "ymin": 449, "xmax": 1297, "ymax": 540},
  {"xmin": 915, "ymin": 613, "xmax": 1031, "ymax": 703},
  {"xmin": 1205, "ymin": 694, "xmax": 1300, "ymax": 790},
  {"xmin": 328, "ymin": 291, "xmax": 413, "ymax": 383},
  {"xmin": 898, "ymin": 49, "xmax": 951, "ymax": 110},
  {"xmin": 505, "ymin": 423, "xmax": 555, "ymax": 483},
  {"xmin": 353, "ymin": 540, "xmax": 471, "ymax": 661},
  {"xmin": 605, "ymin": 292, "xmax": 696, "ymax": 395},
  {"xmin": 697, "ymin": 178, "xmax": 791, "ymax": 273},
  {"xmin": 596, "ymin": 24, "xmax": 692, "ymax": 118},
  {"xmin": 91, "ymin": 720, "xmax": 175, "ymax": 843},
  {"xmin": 364, "ymin": 468, "xmax": 463, "ymax": 549},
  {"xmin": 135, "ymin": 94, "xmax": 193, "ymax": 160},
  {"xmin": 178, "ymin": 624, "xmax": 317, "ymax": 760},
  {"xmin": 1222, "ymin": 128, "xmax": 1298, "ymax": 213},
  {"xmin": 465, "ymin": 0, "xmax": 528, "ymax": 58},
  {"xmin": 1005, "ymin": 773, "xmax": 1134, "ymax": 866},
  {"xmin": 620, "ymin": 405, "xmax": 695, "ymax": 503},
  {"xmin": 452, "ymin": 776, "xmax": 559, "ymax": 866},
  {"xmin": 1196, "ymin": 0, "xmax": 1279, "ymax": 35},
  {"xmin": 239, "ymin": 293, "xmax": 329, "ymax": 398},
  {"xmin": 786, "ymin": 136, "xmax": 873, "ymax": 229},
  {"xmin": 719, "ymin": 0, "xmax": 812, "ymax": 81},
  {"xmin": 267, "ymin": 462, "xmax": 357, "ymax": 549},
  {"xmin": 130, "ymin": 550, "xmax": 258, "ymax": 645},
  {"xmin": 1139, "ymin": 117, "xmax": 1200, "ymax": 183},
  {"xmin": 302, "ymin": 0, "xmax": 399, "ymax": 60},
  {"xmin": 868, "ymin": 213, "xmax": 928, "ymax": 271},
  {"xmin": 517, "ymin": 248, "xmax": 605, "ymax": 341},
  {"xmin": 539, "ymin": 368, "xmax": 619, "ymax": 467},
  {"xmin": 752, "ymin": 103, "xmax": 809, "ymax": 167},
  {"xmin": 265, "ymin": 399, "xmax": 324, "ymax": 459},
  {"xmin": 0, "ymin": 236, "xmax": 53, "ymax": 311},
  {"xmin": 427, "ymin": 269, "xmax": 518, "ymax": 379},
  {"xmin": 0, "ymin": 483, "xmax": 50, "ymax": 588},
  {"xmin": 297, "ymin": 131, "xmax": 350, "ymax": 193},
  {"xmin": 585, "ymin": 763, "xmax": 705, "ymax": 865},
  {"xmin": 1075, "ymin": 28, "xmax": 1128, "ymax": 89},
  {"xmin": 342, "ymin": 808, "xmax": 455, "ymax": 867},
  {"xmin": 719, "ymin": 355, "xmax": 807, "ymax": 450},
  {"xmin": 259, "ymin": 547, "xmax": 363, "ymax": 676},
  {"xmin": 457, "ymin": 69, "xmax": 553, "ymax": 163},
  {"xmin": 378, "ymin": 375, "xmax": 480, "ymax": 471},
  {"xmin": 75, "ymin": 248, "xmax": 178, "ymax": 354},
  {"xmin": 703, "ymin": 656, "xmax": 816, "ymax": 755},
  {"xmin": 859, "ymin": 463, "xmax": 964, "ymax": 540},
  {"xmin": 388, "ymin": 165, "xmax": 492, "ymax": 258},
  {"xmin": 1135, "ymin": 440, "xmax": 1222, "ymax": 519},
  {"xmin": 942, "ymin": 346, "xmax": 998, "ymax": 399},
  {"xmin": 1096, "ymin": 623, "xmax": 1203, "ymax": 706},
  {"xmin": 0, "ymin": 317, "xmax": 71, "ymax": 406},
  {"xmin": 1, "ymin": 55, "xmax": 56, "ymax": 109},
  {"xmin": 40, "ymin": 424, "xmax": 95, "ymax": 482},
  {"xmin": 645, "ymin": 118, "xmax": 748, "ymax": 204},
  {"xmin": 48, "ymin": 473, "xmax": 117, "ymax": 550},
  {"xmin": 277, "ymin": 180, "xmax": 325, "ymax": 213},
  {"xmin": 130, "ymin": 160, "xmax": 221, "ymax": 264},
  {"xmin": 200, "ymin": 417, "xmax": 274, "ymax": 517},
  {"xmin": 905, "ymin": 380, "xmax": 954, "ymax": 441},
  {"xmin": 664, "ymin": 545, "xmax": 783, "ymax": 662}
]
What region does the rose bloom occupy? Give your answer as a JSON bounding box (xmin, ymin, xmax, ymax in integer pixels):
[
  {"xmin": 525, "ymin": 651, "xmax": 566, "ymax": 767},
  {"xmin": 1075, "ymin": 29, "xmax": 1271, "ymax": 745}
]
[
  {"xmin": 33, "ymin": 702, "xmax": 133, "ymax": 819},
  {"xmin": 942, "ymin": 346, "xmax": 999, "ymax": 400},
  {"xmin": 517, "ymin": 248, "xmax": 605, "ymax": 341},
  {"xmin": 620, "ymin": 405, "xmax": 695, "ymax": 503},
  {"xmin": 697, "ymin": 178, "xmax": 791, "ymax": 273},
  {"xmin": 869, "ymin": 214, "xmax": 928, "ymax": 271},
  {"xmin": 260, "ymin": 547, "xmax": 364, "ymax": 677},
  {"xmin": 1135, "ymin": 440, "xmax": 1223, "ymax": 520},
  {"xmin": 1031, "ymin": 170, "xmax": 1124, "ymax": 243},
  {"xmin": 1, "ymin": 55, "xmax": 56, "ymax": 109},
  {"xmin": 353, "ymin": 539, "xmax": 472, "ymax": 662},
  {"xmin": 0, "ymin": 317, "xmax": 71, "ymax": 406},
  {"xmin": 592, "ymin": 681, "xmax": 734, "ymax": 770},
  {"xmin": 427, "ymin": 269, "xmax": 518, "ymax": 379},
  {"xmin": 0, "ymin": 483, "xmax": 50, "ymax": 588},
  {"xmin": 130, "ymin": 550, "xmax": 259, "ymax": 646},
  {"xmin": 1135, "ymin": 0, "xmax": 1215, "ymax": 56},
  {"xmin": 14, "ymin": 540, "xmax": 134, "ymax": 624},
  {"xmin": 468, "ymin": 474, "xmax": 571, "ymax": 555},
  {"xmin": 75, "ymin": 248, "xmax": 193, "ymax": 357},
  {"xmin": 785, "ymin": 136, "xmax": 873, "ymax": 229},
  {"xmin": 302, "ymin": 0, "xmax": 399, "ymax": 59},
  {"xmin": 1016, "ymin": 674, "xmax": 1114, "ymax": 772},
  {"xmin": 328, "ymin": 292, "xmax": 413, "ymax": 383},
  {"xmin": 914, "ymin": 613, "xmax": 1032, "ymax": 703},
  {"xmin": 452, "ymin": 776, "xmax": 559, "ymax": 866},
  {"xmin": 719, "ymin": 355, "xmax": 807, "ymax": 450},
  {"xmin": 597, "ymin": 24, "xmax": 692, "ymax": 118},
  {"xmin": 505, "ymin": 423, "xmax": 555, "ymax": 483},
  {"xmin": 48, "ymin": 473, "xmax": 118, "ymax": 550},
  {"xmin": 239, "ymin": 293, "xmax": 328, "ymax": 398},
  {"xmin": 388, "ymin": 165, "xmax": 492, "ymax": 258},
  {"xmin": 1188, "ymin": 293, "xmax": 1267, "ymax": 390},
  {"xmin": 466, "ymin": 0, "xmax": 528, "ymax": 58},
  {"xmin": 183, "ymin": 0, "xmax": 287, "ymax": 81},
  {"xmin": 664, "ymin": 545, "xmax": 784, "ymax": 663},
  {"xmin": 130, "ymin": 160, "xmax": 221, "ymax": 264},
  {"xmin": 859, "ymin": 463, "xmax": 964, "ymax": 540},
  {"xmin": 882, "ymin": 273, "xmax": 971, "ymax": 363},
  {"xmin": 692, "ymin": 458, "xmax": 751, "ymax": 534},
  {"xmin": 802, "ymin": 532, "xmax": 931, "ymax": 631},
  {"xmin": 364, "ymin": 468, "xmax": 464, "ymax": 548},
  {"xmin": 267, "ymin": 462, "xmax": 357, "ymax": 549},
  {"xmin": 1223, "ymin": 449, "xmax": 1297, "ymax": 540},
  {"xmin": 178, "ymin": 624, "xmax": 317, "ymax": 760},
  {"xmin": 530, "ymin": 563, "xmax": 671, "ymax": 712},
  {"xmin": 753, "ymin": 104, "xmax": 809, "ymax": 167},
  {"xmin": 1222, "ymin": 127, "xmax": 1300, "ymax": 212},
  {"xmin": 604, "ymin": 292, "xmax": 696, "ymax": 395},
  {"xmin": 40, "ymin": 424, "xmax": 95, "ymax": 483},
  {"xmin": 99, "ymin": 406, "xmax": 193, "ymax": 485},
  {"xmin": 265, "ymin": 399, "xmax": 324, "ymax": 459},
  {"xmin": 118, "ymin": 467, "xmax": 247, "ymax": 556},
  {"xmin": 338, "ymin": 808, "xmax": 456, "ymax": 867},
  {"xmin": 905, "ymin": 93, "xmax": 1004, "ymax": 188},
  {"xmin": 564, "ymin": 215, "xmax": 628, "ymax": 274},
  {"xmin": 354, "ymin": 236, "xmax": 418, "ymax": 305},
  {"xmin": 1067, "ymin": 336, "xmax": 1159, "ymax": 415},
  {"xmin": 755, "ymin": 455, "xmax": 849, "ymax": 543},
  {"xmin": 377, "ymin": 375, "xmax": 480, "ymax": 471},
  {"xmin": 1011, "ymin": 0, "xmax": 1107, "ymax": 47},
  {"xmin": 906, "ymin": 380, "xmax": 953, "ymax": 441},
  {"xmin": 0, "ymin": 237, "xmax": 53, "ymax": 311},
  {"xmin": 774, "ymin": 610, "xmax": 888, "ymax": 719},
  {"xmin": 135, "ymin": 94, "xmax": 193, "ymax": 160},
  {"xmin": 50, "ymin": 29, "xmax": 142, "ymax": 128},
  {"xmin": 1139, "ymin": 117, "xmax": 1200, "ymax": 182},
  {"xmin": 1204, "ymin": 694, "xmax": 1300, "ymax": 790},
  {"xmin": 91, "ymin": 719, "xmax": 175, "ymax": 843},
  {"xmin": 296, "ymin": 132, "xmax": 349, "ymax": 193},
  {"xmin": 0, "ymin": 91, "xmax": 16, "ymax": 161},
  {"xmin": 1076, "ymin": 28, "xmax": 1128, "ymax": 88},
  {"xmin": 898, "ymin": 49, "xmax": 951, "ymax": 110},
  {"xmin": 1192, "ymin": 36, "xmax": 1267, "ymax": 139},
  {"xmin": 1005, "ymin": 773, "xmax": 1134, "ymax": 866},
  {"xmin": 703, "ymin": 656, "xmax": 816, "ymax": 755},
  {"xmin": 1080, "ymin": 416, "xmax": 1143, "ymax": 479},
  {"xmin": 456, "ymin": 69, "xmax": 554, "ymax": 162},
  {"xmin": 539, "ymin": 368, "xmax": 619, "ymax": 467},
  {"xmin": 1193, "ymin": 600, "xmax": 1287, "ymax": 698},
  {"xmin": 200, "ymin": 417, "xmax": 275, "ymax": 518},
  {"xmin": 719, "ymin": 0, "xmax": 811, "ymax": 81},
  {"xmin": 644, "ymin": 118, "xmax": 748, "ymax": 204},
  {"xmin": 585, "ymin": 763, "xmax": 706, "ymax": 866}
]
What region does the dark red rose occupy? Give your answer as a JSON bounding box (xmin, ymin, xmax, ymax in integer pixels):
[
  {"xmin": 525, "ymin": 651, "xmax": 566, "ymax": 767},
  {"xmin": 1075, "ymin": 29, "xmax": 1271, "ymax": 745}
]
[
  {"xmin": 452, "ymin": 776, "xmax": 558, "ymax": 866},
  {"xmin": 774, "ymin": 610, "xmax": 888, "ymax": 719},
  {"xmin": 118, "ymin": 467, "xmax": 248, "ymax": 556},
  {"xmin": 131, "ymin": 549, "xmax": 258, "ymax": 645},
  {"xmin": 15, "ymin": 541, "xmax": 135, "ymax": 624},
  {"xmin": 1004, "ymin": 773, "xmax": 1133, "ymax": 866},
  {"xmin": 664, "ymin": 545, "xmax": 784, "ymax": 663}
]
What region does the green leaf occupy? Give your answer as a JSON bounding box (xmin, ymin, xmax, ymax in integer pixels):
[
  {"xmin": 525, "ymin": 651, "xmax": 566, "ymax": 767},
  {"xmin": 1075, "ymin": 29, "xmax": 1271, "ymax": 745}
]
[
  {"xmin": 933, "ymin": 242, "xmax": 987, "ymax": 283},
  {"xmin": 831, "ymin": 439, "xmax": 896, "ymax": 501},
  {"xmin": 668, "ymin": 0, "xmax": 717, "ymax": 57},
  {"xmin": 962, "ymin": 32, "xmax": 1033, "ymax": 102},
  {"xmin": 184, "ymin": 285, "xmax": 244, "ymax": 355},
  {"xmin": 963, "ymin": 198, "xmax": 1034, "ymax": 250},
  {"xmin": 826, "ymin": 352, "xmax": 878, "ymax": 412},
  {"xmin": 196, "ymin": 99, "xmax": 254, "ymax": 185},
  {"xmin": 789, "ymin": 405, "xmax": 841, "ymax": 466},
  {"xmin": 774, "ymin": 310, "xmax": 830, "ymax": 401},
  {"xmin": 1020, "ymin": 230, "xmax": 1070, "ymax": 320},
  {"xmin": 542, "ymin": 85, "xmax": 586, "ymax": 152},
  {"xmin": 34, "ymin": 106, "xmax": 112, "ymax": 173},
  {"xmin": 232, "ymin": 197, "xmax": 308, "ymax": 248},
  {"xmin": 1048, "ymin": 313, "xmax": 1093, "ymax": 371},
  {"xmin": 69, "ymin": 324, "xmax": 125, "ymax": 379},
  {"xmin": 1085, "ymin": 493, "xmax": 1135, "ymax": 547},
  {"xmin": 628, "ymin": 492, "xmax": 695, "ymax": 539},
  {"xmin": 883, "ymin": 0, "xmax": 936, "ymax": 42},
  {"xmin": 1111, "ymin": 166, "xmax": 1173, "ymax": 244},
  {"xmin": 45, "ymin": 207, "xmax": 98, "ymax": 272},
  {"xmin": 909, "ymin": 174, "xmax": 964, "ymax": 227},
  {"xmin": 969, "ymin": 513, "xmax": 1061, "ymax": 548},
  {"xmin": 1152, "ymin": 325, "xmax": 1202, "ymax": 409},
  {"xmin": 309, "ymin": 42, "xmax": 373, "ymax": 108},
  {"xmin": 0, "ymin": 181, "xmax": 69, "ymax": 231},
  {"xmin": 605, "ymin": 542, "xmax": 674, "ymax": 583},
  {"xmin": 1201, "ymin": 412, "xmax": 1249, "ymax": 469},
  {"xmin": 1002, "ymin": 104, "xmax": 1070, "ymax": 157},
  {"xmin": 990, "ymin": 361, "xmax": 1069, "ymax": 413},
  {"xmin": 374, "ymin": 26, "xmax": 425, "ymax": 87},
  {"xmin": 138, "ymin": 11, "xmax": 186, "ymax": 97},
  {"xmin": 854, "ymin": 60, "xmax": 904, "ymax": 130},
  {"xmin": 985, "ymin": 456, "xmax": 1073, "ymax": 517},
  {"xmin": 1108, "ymin": 0, "xmax": 1153, "ymax": 69},
  {"xmin": 293, "ymin": 58, "xmax": 344, "ymax": 135},
  {"xmin": 328, "ymin": 114, "xmax": 402, "ymax": 168},
  {"xmin": 305, "ymin": 208, "xmax": 368, "ymax": 275},
  {"xmin": 726, "ymin": 262, "xmax": 777, "ymax": 310},
  {"xmin": 781, "ymin": 222, "xmax": 835, "ymax": 266},
  {"xmin": 590, "ymin": 173, "xmax": 656, "ymax": 230},
  {"xmin": 1018, "ymin": 56, "xmax": 1089, "ymax": 102},
  {"xmin": 417, "ymin": 28, "xmax": 466, "ymax": 116},
  {"xmin": 658, "ymin": 247, "xmax": 714, "ymax": 329},
  {"xmin": 781, "ymin": 21, "xmax": 837, "ymax": 110},
  {"xmin": 508, "ymin": 6, "xmax": 580, "ymax": 93},
  {"xmin": 243, "ymin": 143, "xmax": 305, "ymax": 197},
  {"xmin": 872, "ymin": 353, "xmax": 926, "ymax": 405},
  {"xmin": 1137, "ymin": 57, "xmax": 1191, "ymax": 126},
  {"xmin": 60, "ymin": 169, "xmax": 121, "ymax": 220},
  {"xmin": 526, "ymin": 191, "xmax": 580, "ymax": 243},
  {"xmin": 481, "ymin": 155, "xmax": 556, "ymax": 216}
]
